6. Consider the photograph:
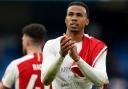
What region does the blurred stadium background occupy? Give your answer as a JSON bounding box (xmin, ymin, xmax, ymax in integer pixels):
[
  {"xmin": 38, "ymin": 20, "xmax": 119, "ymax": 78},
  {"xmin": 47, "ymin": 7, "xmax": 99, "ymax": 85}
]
[{"xmin": 0, "ymin": 0, "xmax": 128, "ymax": 89}]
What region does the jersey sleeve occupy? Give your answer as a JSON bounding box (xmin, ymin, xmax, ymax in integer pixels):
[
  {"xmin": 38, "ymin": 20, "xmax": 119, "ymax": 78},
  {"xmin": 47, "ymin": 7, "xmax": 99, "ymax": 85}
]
[
  {"xmin": 77, "ymin": 50, "xmax": 109, "ymax": 86},
  {"xmin": 41, "ymin": 40, "xmax": 56, "ymax": 78},
  {"xmin": 41, "ymin": 39, "xmax": 62, "ymax": 84},
  {"xmin": 2, "ymin": 60, "xmax": 17, "ymax": 88},
  {"xmin": 41, "ymin": 37, "xmax": 65, "ymax": 85},
  {"xmin": 94, "ymin": 50, "xmax": 108, "ymax": 81}
]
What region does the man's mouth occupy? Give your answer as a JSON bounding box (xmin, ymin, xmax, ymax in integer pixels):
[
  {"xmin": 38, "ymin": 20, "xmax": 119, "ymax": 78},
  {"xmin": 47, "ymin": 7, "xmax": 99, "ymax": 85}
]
[{"xmin": 70, "ymin": 23, "xmax": 78, "ymax": 28}]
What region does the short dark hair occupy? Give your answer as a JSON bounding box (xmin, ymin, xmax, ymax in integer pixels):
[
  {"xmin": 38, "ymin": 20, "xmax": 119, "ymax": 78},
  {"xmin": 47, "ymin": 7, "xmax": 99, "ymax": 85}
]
[
  {"xmin": 22, "ymin": 23, "xmax": 46, "ymax": 44},
  {"xmin": 67, "ymin": 1, "xmax": 89, "ymax": 18}
]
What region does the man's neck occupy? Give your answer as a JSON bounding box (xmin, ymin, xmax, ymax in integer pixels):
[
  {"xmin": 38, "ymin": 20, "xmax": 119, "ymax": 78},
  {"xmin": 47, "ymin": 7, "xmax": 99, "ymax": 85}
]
[
  {"xmin": 66, "ymin": 31, "xmax": 84, "ymax": 42},
  {"xmin": 27, "ymin": 47, "xmax": 42, "ymax": 54},
  {"xmin": 26, "ymin": 47, "xmax": 42, "ymax": 61}
]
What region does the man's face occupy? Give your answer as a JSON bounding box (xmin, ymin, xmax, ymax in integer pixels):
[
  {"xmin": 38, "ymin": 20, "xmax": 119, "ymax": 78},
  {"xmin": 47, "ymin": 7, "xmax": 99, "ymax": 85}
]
[{"xmin": 65, "ymin": 5, "xmax": 89, "ymax": 33}]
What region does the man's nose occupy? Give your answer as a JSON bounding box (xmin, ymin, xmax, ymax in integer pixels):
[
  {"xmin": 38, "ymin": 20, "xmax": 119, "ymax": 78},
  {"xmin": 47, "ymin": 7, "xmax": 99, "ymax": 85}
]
[{"xmin": 71, "ymin": 15, "xmax": 77, "ymax": 21}]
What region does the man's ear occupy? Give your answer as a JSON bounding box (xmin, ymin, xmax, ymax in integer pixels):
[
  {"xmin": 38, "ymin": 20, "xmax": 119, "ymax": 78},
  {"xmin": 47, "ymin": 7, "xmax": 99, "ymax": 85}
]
[
  {"xmin": 85, "ymin": 18, "xmax": 89, "ymax": 26},
  {"xmin": 26, "ymin": 37, "xmax": 31, "ymax": 47},
  {"xmin": 26, "ymin": 39, "xmax": 30, "ymax": 47}
]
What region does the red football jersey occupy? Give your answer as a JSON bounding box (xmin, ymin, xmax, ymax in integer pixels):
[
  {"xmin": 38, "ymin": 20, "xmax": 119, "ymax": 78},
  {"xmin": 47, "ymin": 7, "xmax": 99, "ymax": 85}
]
[
  {"xmin": 2, "ymin": 53, "xmax": 46, "ymax": 89},
  {"xmin": 18, "ymin": 53, "xmax": 44, "ymax": 89}
]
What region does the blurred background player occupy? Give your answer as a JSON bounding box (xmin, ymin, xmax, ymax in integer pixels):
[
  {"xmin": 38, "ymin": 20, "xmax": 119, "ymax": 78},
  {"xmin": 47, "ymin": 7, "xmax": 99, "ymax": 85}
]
[{"xmin": 0, "ymin": 23, "xmax": 47, "ymax": 89}]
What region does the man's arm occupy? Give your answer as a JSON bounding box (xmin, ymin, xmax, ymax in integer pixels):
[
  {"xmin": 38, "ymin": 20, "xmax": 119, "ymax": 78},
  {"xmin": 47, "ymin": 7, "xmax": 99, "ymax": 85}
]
[
  {"xmin": 41, "ymin": 35, "xmax": 74, "ymax": 85},
  {"xmin": 69, "ymin": 41, "xmax": 108, "ymax": 86},
  {"xmin": 41, "ymin": 52, "xmax": 64, "ymax": 85},
  {"xmin": 77, "ymin": 51, "xmax": 109, "ymax": 86},
  {"xmin": 0, "ymin": 61, "xmax": 16, "ymax": 89},
  {"xmin": 41, "ymin": 40, "xmax": 64, "ymax": 85}
]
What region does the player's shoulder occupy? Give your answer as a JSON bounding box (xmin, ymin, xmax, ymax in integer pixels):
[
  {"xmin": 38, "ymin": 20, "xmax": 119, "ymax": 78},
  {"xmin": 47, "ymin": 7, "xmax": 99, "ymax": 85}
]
[
  {"xmin": 45, "ymin": 36, "xmax": 61, "ymax": 46},
  {"xmin": 84, "ymin": 34, "xmax": 100, "ymax": 42},
  {"xmin": 84, "ymin": 34, "xmax": 107, "ymax": 46},
  {"xmin": 12, "ymin": 54, "xmax": 34, "ymax": 65}
]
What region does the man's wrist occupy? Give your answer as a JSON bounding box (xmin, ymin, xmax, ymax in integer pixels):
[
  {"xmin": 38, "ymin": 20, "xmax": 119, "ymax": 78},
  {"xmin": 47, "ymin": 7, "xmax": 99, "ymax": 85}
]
[
  {"xmin": 59, "ymin": 51, "xmax": 65, "ymax": 57},
  {"xmin": 74, "ymin": 56, "xmax": 80, "ymax": 62},
  {"xmin": 58, "ymin": 52, "xmax": 65, "ymax": 59},
  {"xmin": 56, "ymin": 53, "xmax": 65, "ymax": 62}
]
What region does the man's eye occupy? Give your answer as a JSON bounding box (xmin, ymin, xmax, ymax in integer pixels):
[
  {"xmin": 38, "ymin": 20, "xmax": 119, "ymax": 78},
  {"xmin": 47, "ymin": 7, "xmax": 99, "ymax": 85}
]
[
  {"xmin": 68, "ymin": 13, "xmax": 73, "ymax": 16},
  {"xmin": 77, "ymin": 13, "xmax": 83, "ymax": 17}
]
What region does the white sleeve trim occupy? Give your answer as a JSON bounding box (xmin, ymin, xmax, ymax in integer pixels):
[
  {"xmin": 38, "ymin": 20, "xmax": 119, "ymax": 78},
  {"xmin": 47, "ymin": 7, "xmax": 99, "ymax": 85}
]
[{"xmin": 92, "ymin": 46, "xmax": 107, "ymax": 67}]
